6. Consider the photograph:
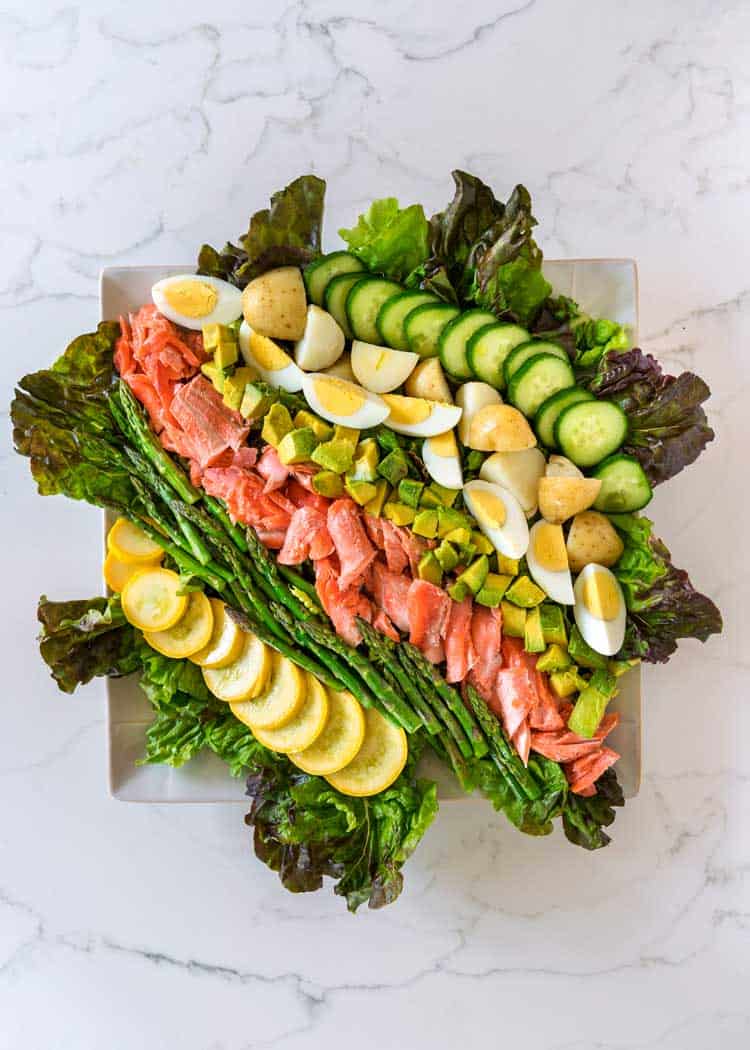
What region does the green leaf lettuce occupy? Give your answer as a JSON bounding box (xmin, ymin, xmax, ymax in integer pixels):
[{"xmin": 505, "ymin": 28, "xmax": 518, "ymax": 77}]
[{"xmin": 339, "ymin": 197, "xmax": 430, "ymax": 283}]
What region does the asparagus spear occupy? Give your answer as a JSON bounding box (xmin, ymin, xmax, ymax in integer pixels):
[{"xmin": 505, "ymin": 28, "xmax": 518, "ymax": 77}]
[
  {"xmin": 396, "ymin": 645, "xmax": 474, "ymax": 759},
  {"xmin": 401, "ymin": 643, "xmax": 488, "ymax": 759},
  {"xmin": 466, "ymin": 686, "xmax": 541, "ymax": 801},
  {"xmin": 202, "ymin": 493, "xmax": 248, "ymax": 552},
  {"xmin": 244, "ymin": 528, "xmax": 313, "ymax": 622},
  {"xmin": 124, "ymin": 514, "xmax": 228, "ymax": 592},
  {"xmin": 356, "ymin": 619, "xmax": 441, "ymax": 736}
]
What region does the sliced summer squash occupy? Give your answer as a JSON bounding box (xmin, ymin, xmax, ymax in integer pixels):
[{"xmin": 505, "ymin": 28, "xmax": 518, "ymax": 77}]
[
  {"xmin": 230, "ymin": 651, "xmax": 306, "ymax": 730},
  {"xmin": 203, "ymin": 632, "xmax": 272, "ymax": 703},
  {"xmin": 190, "ymin": 598, "xmax": 244, "ymax": 669},
  {"xmin": 144, "ymin": 591, "xmax": 214, "ymax": 659},
  {"xmin": 107, "ymin": 517, "xmax": 164, "ymax": 564},
  {"xmin": 251, "ymin": 673, "xmax": 330, "ymax": 753},
  {"xmin": 289, "ymin": 689, "xmax": 365, "ymax": 775},
  {"xmin": 326, "ymin": 707, "xmax": 408, "ymax": 797},
  {"xmin": 120, "ymin": 567, "xmax": 188, "ymax": 632},
  {"xmin": 103, "ymin": 550, "xmax": 142, "ymax": 593}
]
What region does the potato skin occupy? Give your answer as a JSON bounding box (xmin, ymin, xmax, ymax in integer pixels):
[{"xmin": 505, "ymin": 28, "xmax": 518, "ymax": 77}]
[
  {"xmin": 405, "ymin": 358, "xmax": 453, "ymax": 403},
  {"xmin": 242, "ymin": 266, "xmax": 307, "ymax": 340},
  {"xmin": 538, "ymin": 476, "xmax": 601, "ymax": 524},
  {"xmin": 468, "ymin": 404, "xmax": 537, "ymax": 452},
  {"xmin": 566, "ymin": 510, "xmax": 624, "ymax": 573}
]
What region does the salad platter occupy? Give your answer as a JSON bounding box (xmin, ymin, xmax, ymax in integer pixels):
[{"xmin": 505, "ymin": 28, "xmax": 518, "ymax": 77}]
[{"xmin": 14, "ymin": 173, "xmax": 722, "ymax": 910}]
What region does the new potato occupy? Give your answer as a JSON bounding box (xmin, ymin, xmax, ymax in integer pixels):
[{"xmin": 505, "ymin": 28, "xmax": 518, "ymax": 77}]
[
  {"xmin": 538, "ymin": 476, "xmax": 602, "ymax": 524},
  {"xmin": 467, "ymin": 403, "xmax": 537, "ymax": 452},
  {"xmin": 406, "ymin": 358, "xmax": 453, "ymax": 403},
  {"xmin": 242, "ymin": 266, "xmax": 307, "ymax": 340},
  {"xmin": 566, "ymin": 510, "xmax": 624, "ymax": 572}
]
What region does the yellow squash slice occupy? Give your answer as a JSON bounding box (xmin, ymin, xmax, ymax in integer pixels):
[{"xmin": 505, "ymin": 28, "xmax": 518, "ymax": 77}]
[
  {"xmin": 230, "ymin": 651, "xmax": 306, "ymax": 731},
  {"xmin": 144, "ymin": 591, "xmax": 214, "ymax": 659},
  {"xmin": 103, "ymin": 550, "xmax": 142, "ymax": 593},
  {"xmin": 326, "ymin": 707, "xmax": 408, "ymax": 797},
  {"xmin": 251, "ymin": 674, "xmax": 330, "ymax": 754},
  {"xmin": 107, "ymin": 517, "xmax": 164, "ymax": 564},
  {"xmin": 190, "ymin": 599, "xmax": 244, "ymax": 669},
  {"xmin": 203, "ymin": 632, "xmax": 271, "ymax": 703},
  {"xmin": 121, "ymin": 567, "xmax": 187, "ymax": 632},
  {"xmin": 290, "ymin": 690, "xmax": 365, "ymax": 776}
]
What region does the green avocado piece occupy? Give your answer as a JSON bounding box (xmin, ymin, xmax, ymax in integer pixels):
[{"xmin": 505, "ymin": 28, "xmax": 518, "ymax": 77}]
[
  {"xmin": 475, "ymin": 572, "xmax": 513, "ymax": 608},
  {"xmin": 524, "ymin": 607, "xmax": 546, "ymax": 653},
  {"xmin": 383, "ymin": 502, "xmax": 416, "ymax": 526},
  {"xmin": 427, "ymin": 482, "xmax": 459, "ymax": 508},
  {"xmin": 333, "ymin": 424, "xmax": 360, "ymax": 448},
  {"xmin": 377, "ymin": 448, "xmax": 410, "ymax": 486},
  {"xmin": 434, "ymin": 540, "xmax": 459, "ymax": 573},
  {"xmin": 294, "ymin": 409, "xmax": 333, "ymax": 442},
  {"xmin": 456, "ymin": 554, "xmax": 489, "ymax": 596},
  {"xmin": 539, "ymin": 603, "xmax": 568, "ymax": 646},
  {"xmin": 471, "ymin": 530, "xmax": 494, "ymax": 556},
  {"xmin": 419, "ymin": 487, "xmax": 443, "ymax": 509},
  {"xmin": 608, "ymin": 657, "xmax": 639, "ymax": 677},
  {"xmin": 344, "ymin": 476, "xmax": 378, "ymax": 506},
  {"xmin": 437, "ymin": 506, "xmax": 471, "ymax": 538},
  {"xmin": 223, "ymin": 369, "xmax": 255, "ymax": 411},
  {"xmin": 364, "ymin": 479, "xmax": 390, "ymax": 517},
  {"xmin": 312, "ymin": 470, "xmax": 345, "ymax": 498},
  {"xmin": 398, "ymin": 478, "xmax": 425, "ymax": 509},
  {"xmin": 495, "ymin": 553, "xmax": 520, "ymax": 576},
  {"xmin": 567, "ymin": 669, "xmax": 618, "ymax": 738},
  {"xmin": 549, "ymin": 669, "xmax": 585, "ymax": 699},
  {"xmin": 536, "ymin": 643, "xmax": 572, "ymax": 673},
  {"xmin": 311, "ymin": 439, "xmax": 355, "ymax": 474},
  {"xmin": 412, "ymin": 508, "xmax": 439, "ymax": 539},
  {"xmin": 501, "ymin": 600, "xmax": 526, "ymax": 638},
  {"xmin": 505, "ymin": 575, "xmax": 546, "ymax": 608},
  {"xmin": 443, "ymin": 526, "xmax": 472, "ymax": 548},
  {"xmin": 417, "ymin": 551, "xmax": 443, "ymax": 586},
  {"xmin": 447, "ymin": 580, "xmax": 468, "ymax": 602},
  {"xmin": 261, "ymin": 403, "xmax": 294, "ymax": 448},
  {"xmin": 568, "ymin": 625, "xmax": 609, "ymax": 670},
  {"xmin": 214, "ymin": 340, "xmax": 239, "ymax": 370},
  {"xmin": 200, "ymin": 361, "xmax": 226, "ymax": 393},
  {"xmin": 277, "ymin": 427, "xmax": 318, "ymax": 466},
  {"xmin": 349, "ymin": 438, "xmax": 380, "ymax": 483},
  {"xmin": 240, "ymin": 382, "xmax": 272, "ymax": 422},
  {"xmin": 202, "ymin": 323, "xmax": 237, "ymax": 355}
]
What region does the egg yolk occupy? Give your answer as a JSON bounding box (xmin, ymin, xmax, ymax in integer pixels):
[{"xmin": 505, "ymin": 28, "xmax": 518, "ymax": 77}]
[
  {"xmin": 532, "ymin": 523, "xmax": 568, "ymax": 572},
  {"xmin": 382, "ymin": 394, "xmax": 431, "ymax": 425},
  {"xmin": 313, "ymin": 377, "xmax": 366, "ymax": 417},
  {"xmin": 249, "ymin": 332, "xmax": 292, "ymax": 371},
  {"xmin": 163, "ymin": 279, "xmax": 218, "ymax": 318},
  {"xmin": 582, "ymin": 571, "xmax": 621, "ymax": 621},
  {"xmin": 428, "ymin": 431, "xmax": 457, "ymax": 458},
  {"xmin": 470, "ymin": 489, "xmax": 507, "ymax": 528}
]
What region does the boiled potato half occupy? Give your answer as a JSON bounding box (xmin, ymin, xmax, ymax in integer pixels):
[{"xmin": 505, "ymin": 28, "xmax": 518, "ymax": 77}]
[
  {"xmin": 351, "ymin": 340, "xmax": 418, "ymax": 393},
  {"xmin": 467, "ymin": 404, "xmax": 537, "ymax": 452},
  {"xmin": 405, "ymin": 358, "xmax": 453, "ymax": 403},
  {"xmin": 294, "ymin": 305, "xmax": 345, "ymax": 371},
  {"xmin": 480, "ymin": 447, "xmax": 546, "ymax": 516},
  {"xmin": 456, "ymin": 381, "xmax": 502, "ymax": 445},
  {"xmin": 242, "ymin": 266, "xmax": 307, "ymax": 340},
  {"xmin": 566, "ymin": 510, "xmax": 625, "ymax": 573},
  {"xmin": 538, "ymin": 476, "xmax": 602, "ymax": 525}
]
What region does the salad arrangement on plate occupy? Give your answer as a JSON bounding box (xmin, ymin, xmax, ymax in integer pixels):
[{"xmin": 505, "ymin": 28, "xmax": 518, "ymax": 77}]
[{"xmin": 13, "ymin": 172, "xmax": 722, "ymax": 911}]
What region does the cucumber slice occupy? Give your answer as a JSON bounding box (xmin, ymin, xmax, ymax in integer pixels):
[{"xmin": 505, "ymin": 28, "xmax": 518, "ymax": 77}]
[
  {"xmin": 324, "ymin": 273, "xmax": 363, "ymax": 340},
  {"xmin": 304, "ymin": 251, "xmax": 364, "ymax": 306},
  {"xmin": 404, "ymin": 302, "xmax": 460, "ymax": 358},
  {"xmin": 466, "ymin": 322, "xmax": 529, "ymax": 388},
  {"xmin": 345, "ymin": 277, "xmax": 402, "ymax": 343},
  {"xmin": 438, "ymin": 309, "xmax": 497, "ymax": 379},
  {"xmin": 376, "ymin": 290, "xmax": 438, "ymax": 350},
  {"xmin": 503, "ymin": 340, "xmax": 568, "ymax": 386},
  {"xmin": 508, "ymin": 354, "xmax": 575, "ymax": 418},
  {"xmin": 555, "ymin": 400, "xmax": 628, "ymax": 468},
  {"xmin": 535, "ymin": 386, "xmax": 595, "ymax": 448},
  {"xmin": 593, "ymin": 454, "xmax": 653, "ymax": 512}
]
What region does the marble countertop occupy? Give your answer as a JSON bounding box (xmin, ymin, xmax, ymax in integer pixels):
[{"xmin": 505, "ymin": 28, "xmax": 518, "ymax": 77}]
[{"xmin": 1, "ymin": 2, "xmax": 747, "ymax": 1048}]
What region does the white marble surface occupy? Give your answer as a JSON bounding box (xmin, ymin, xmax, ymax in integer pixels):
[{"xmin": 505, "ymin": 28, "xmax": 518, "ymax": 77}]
[{"xmin": 1, "ymin": 2, "xmax": 747, "ymax": 1047}]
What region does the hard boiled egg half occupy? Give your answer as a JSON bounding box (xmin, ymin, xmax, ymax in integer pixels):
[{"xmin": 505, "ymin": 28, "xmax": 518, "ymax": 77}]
[
  {"xmin": 301, "ymin": 373, "xmax": 390, "ymax": 429},
  {"xmin": 526, "ymin": 521, "xmax": 574, "ymax": 605},
  {"xmin": 422, "ymin": 429, "xmax": 463, "ymax": 490},
  {"xmin": 573, "ymin": 563, "xmax": 627, "ymax": 656},
  {"xmin": 380, "ymin": 394, "xmax": 462, "ymax": 438},
  {"xmin": 152, "ymin": 274, "xmax": 242, "ymax": 330},
  {"xmin": 351, "ymin": 341, "xmax": 418, "ymax": 394},
  {"xmin": 239, "ymin": 321, "xmax": 304, "ymax": 392},
  {"xmin": 462, "ymin": 480, "xmax": 529, "ymax": 559}
]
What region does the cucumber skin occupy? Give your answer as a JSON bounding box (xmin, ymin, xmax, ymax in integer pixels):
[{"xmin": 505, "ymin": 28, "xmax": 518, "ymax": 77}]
[
  {"xmin": 507, "ymin": 354, "xmax": 575, "ymax": 418},
  {"xmin": 405, "ymin": 303, "xmax": 460, "ymax": 358},
  {"xmin": 438, "ymin": 309, "xmax": 496, "ymax": 379},
  {"xmin": 376, "ymin": 291, "xmax": 437, "ymax": 351},
  {"xmin": 534, "ymin": 387, "xmax": 594, "ymax": 448},
  {"xmin": 503, "ymin": 339, "xmax": 567, "ymax": 387},
  {"xmin": 304, "ymin": 251, "xmax": 364, "ymax": 306},
  {"xmin": 324, "ymin": 273, "xmax": 362, "ymax": 340},
  {"xmin": 592, "ymin": 454, "xmax": 653, "ymax": 512},
  {"xmin": 346, "ymin": 277, "xmax": 402, "ymax": 343},
  {"xmin": 466, "ymin": 322, "xmax": 529, "ymax": 388},
  {"xmin": 554, "ymin": 400, "xmax": 629, "ymax": 468}
]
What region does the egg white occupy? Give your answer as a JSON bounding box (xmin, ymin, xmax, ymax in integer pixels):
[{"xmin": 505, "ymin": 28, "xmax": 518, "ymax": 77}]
[
  {"xmin": 381, "ymin": 396, "xmax": 462, "ymax": 438},
  {"xmin": 526, "ymin": 521, "xmax": 574, "ymax": 605},
  {"xmin": 239, "ymin": 321, "xmax": 305, "ymax": 392},
  {"xmin": 479, "ymin": 447, "xmax": 545, "ymax": 517},
  {"xmin": 351, "ymin": 341, "xmax": 419, "ymax": 394},
  {"xmin": 151, "ymin": 274, "xmax": 242, "ymax": 330},
  {"xmin": 573, "ymin": 563, "xmax": 626, "ymax": 656},
  {"xmin": 301, "ymin": 372, "xmax": 390, "ymax": 429},
  {"xmin": 462, "ymin": 479, "xmax": 529, "ymax": 559},
  {"xmin": 422, "ymin": 430, "xmax": 464, "ymax": 490}
]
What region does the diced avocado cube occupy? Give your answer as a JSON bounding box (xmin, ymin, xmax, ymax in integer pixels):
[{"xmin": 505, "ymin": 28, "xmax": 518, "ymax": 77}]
[
  {"xmin": 568, "ymin": 625, "xmax": 609, "ymax": 670},
  {"xmin": 505, "ymin": 575, "xmax": 546, "ymax": 608},
  {"xmin": 377, "ymin": 449, "xmax": 409, "ymax": 486},
  {"xmin": 333, "ymin": 424, "xmax": 360, "ymax": 448},
  {"xmin": 524, "ymin": 607, "xmax": 546, "ymax": 654},
  {"xmin": 223, "ymin": 372, "xmax": 249, "ymax": 411},
  {"xmin": 202, "ymin": 323, "xmax": 237, "ymax": 354},
  {"xmin": 232, "ymin": 366, "xmax": 257, "ymax": 387},
  {"xmin": 417, "ymin": 551, "xmax": 443, "ymax": 586},
  {"xmin": 567, "ymin": 669, "xmax": 618, "ymax": 738},
  {"xmin": 608, "ymin": 657, "xmax": 639, "ymax": 678},
  {"xmin": 277, "ymin": 427, "xmax": 318, "ymax": 466},
  {"xmin": 536, "ymin": 643, "xmax": 572, "ymax": 673},
  {"xmin": 475, "ymin": 572, "xmax": 512, "ymax": 608},
  {"xmin": 437, "ymin": 506, "xmax": 471, "ymax": 538},
  {"xmin": 364, "ymin": 479, "xmax": 390, "ymax": 517},
  {"xmin": 471, "ymin": 531, "xmax": 494, "ymax": 556},
  {"xmin": 539, "ymin": 603, "xmax": 568, "ymax": 646},
  {"xmin": 501, "ymin": 600, "xmax": 526, "ymax": 638},
  {"xmin": 412, "ymin": 508, "xmax": 439, "ymax": 539},
  {"xmin": 294, "ymin": 409, "xmax": 333, "ymax": 442},
  {"xmin": 550, "ymin": 669, "xmax": 584, "ymax": 699},
  {"xmin": 214, "ymin": 340, "xmax": 239, "ymax": 369},
  {"xmin": 448, "ymin": 580, "xmax": 469, "ymax": 602},
  {"xmin": 456, "ymin": 554, "xmax": 489, "ymax": 597},
  {"xmin": 311, "ymin": 439, "xmax": 355, "ymax": 474},
  {"xmin": 312, "ymin": 470, "xmax": 345, "ymax": 498},
  {"xmin": 261, "ymin": 403, "xmax": 294, "ymax": 447},
  {"xmin": 419, "ymin": 487, "xmax": 443, "ymax": 508},
  {"xmin": 383, "ymin": 502, "xmax": 416, "ymax": 526},
  {"xmin": 398, "ymin": 478, "xmax": 425, "ymax": 509},
  {"xmin": 240, "ymin": 382, "xmax": 272, "ymax": 422},
  {"xmin": 443, "ymin": 526, "xmax": 472, "ymax": 548},
  {"xmin": 201, "ymin": 361, "xmax": 226, "ymax": 393},
  {"xmin": 344, "ymin": 476, "xmax": 378, "ymax": 506},
  {"xmin": 347, "ymin": 438, "xmax": 380, "ymax": 483},
  {"xmin": 427, "ymin": 482, "xmax": 459, "ymax": 508},
  {"xmin": 463, "ymin": 449, "xmax": 485, "ymax": 472},
  {"xmin": 434, "ymin": 540, "xmax": 460, "ymax": 573},
  {"xmin": 457, "ymin": 542, "xmax": 477, "ymax": 565},
  {"xmin": 495, "ymin": 554, "xmax": 520, "ymax": 576}
]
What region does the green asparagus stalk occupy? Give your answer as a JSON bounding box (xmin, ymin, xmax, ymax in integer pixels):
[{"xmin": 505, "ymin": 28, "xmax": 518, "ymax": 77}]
[
  {"xmin": 466, "ymin": 685, "xmax": 541, "ymax": 801},
  {"xmin": 356, "ymin": 620, "xmax": 442, "ymax": 736},
  {"xmin": 401, "ymin": 643, "xmax": 488, "ymax": 759},
  {"xmin": 244, "ymin": 527, "xmax": 313, "ymax": 622},
  {"xmin": 124, "ymin": 514, "xmax": 227, "ymax": 592},
  {"xmin": 202, "ymin": 493, "xmax": 248, "ymax": 552}
]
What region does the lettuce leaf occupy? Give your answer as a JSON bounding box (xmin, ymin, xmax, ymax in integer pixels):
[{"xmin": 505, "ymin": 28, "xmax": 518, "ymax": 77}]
[
  {"xmin": 589, "ymin": 349, "xmax": 715, "ymax": 485},
  {"xmin": 339, "ymin": 197, "xmax": 430, "ymax": 282},
  {"xmin": 532, "ymin": 295, "xmax": 630, "ymax": 371},
  {"xmin": 198, "ymin": 175, "xmax": 326, "ymax": 287},
  {"xmin": 611, "ymin": 513, "xmax": 723, "ymax": 662},
  {"xmin": 562, "ymin": 767, "xmax": 624, "ymax": 849}
]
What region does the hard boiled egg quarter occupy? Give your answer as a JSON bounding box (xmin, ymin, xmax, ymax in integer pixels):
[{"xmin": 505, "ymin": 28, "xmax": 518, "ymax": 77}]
[
  {"xmin": 152, "ymin": 274, "xmax": 243, "ymax": 330},
  {"xmin": 301, "ymin": 373, "xmax": 390, "ymax": 429},
  {"xmin": 422, "ymin": 429, "xmax": 463, "ymax": 490},
  {"xmin": 239, "ymin": 321, "xmax": 304, "ymax": 392},
  {"xmin": 462, "ymin": 479, "xmax": 529, "ymax": 559},
  {"xmin": 351, "ymin": 341, "xmax": 418, "ymax": 394},
  {"xmin": 380, "ymin": 394, "xmax": 462, "ymax": 438},
  {"xmin": 573, "ymin": 563, "xmax": 626, "ymax": 656},
  {"xmin": 526, "ymin": 521, "xmax": 574, "ymax": 605},
  {"xmin": 479, "ymin": 447, "xmax": 546, "ymax": 517}
]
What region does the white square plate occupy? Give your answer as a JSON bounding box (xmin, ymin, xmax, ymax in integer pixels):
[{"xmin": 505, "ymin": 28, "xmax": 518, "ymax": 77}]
[{"xmin": 102, "ymin": 260, "xmax": 641, "ymax": 802}]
